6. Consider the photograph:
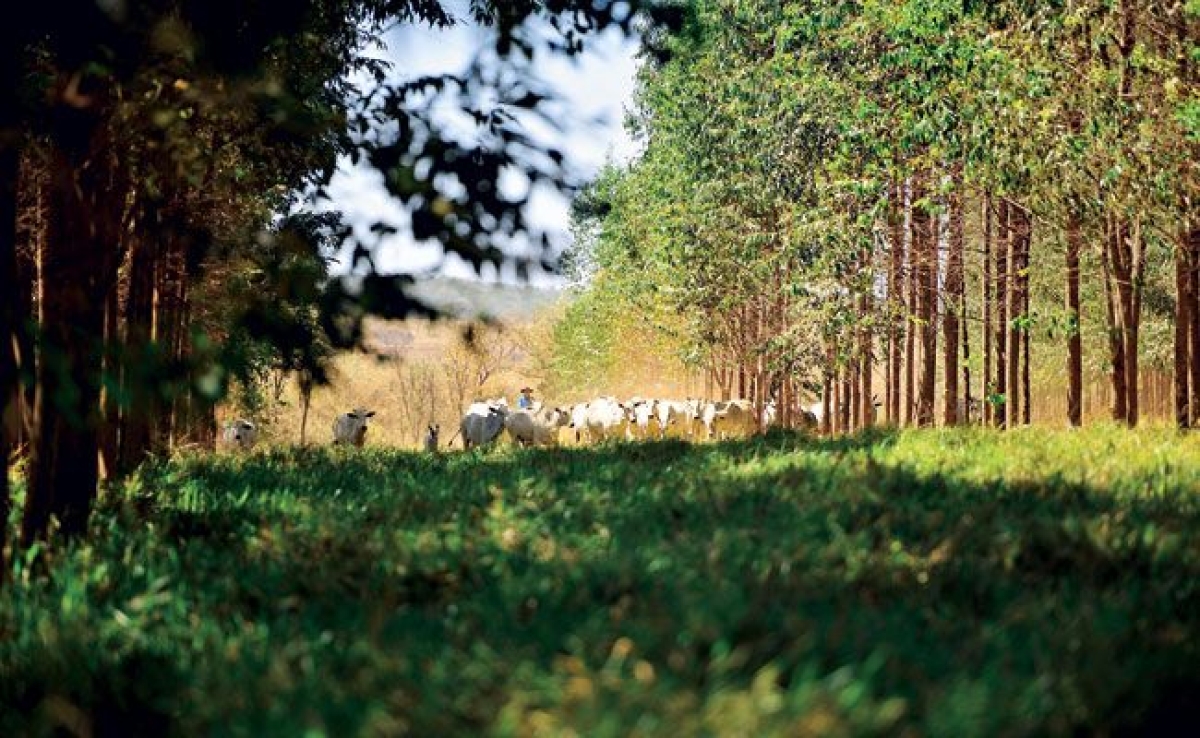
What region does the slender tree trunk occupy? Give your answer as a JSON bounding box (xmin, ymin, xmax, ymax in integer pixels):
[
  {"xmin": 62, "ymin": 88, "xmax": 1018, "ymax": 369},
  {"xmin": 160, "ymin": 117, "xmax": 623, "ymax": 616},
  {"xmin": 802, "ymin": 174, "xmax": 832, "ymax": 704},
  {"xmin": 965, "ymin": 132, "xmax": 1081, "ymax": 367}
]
[
  {"xmin": 99, "ymin": 284, "xmax": 121, "ymax": 478},
  {"xmin": 887, "ymin": 181, "xmax": 903, "ymax": 425},
  {"xmin": 117, "ymin": 236, "xmax": 156, "ymax": 475},
  {"xmin": 914, "ymin": 174, "xmax": 936, "ymax": 427},
  {"xmin": 1006, "ymin": 200, "xmax": 1024, "ymax": 427},
  {"xmin": 982, "ymin": 195, "xmax": 993, "ymax": 425},
  {"xmin": 1066, "ymin": 213, "xmax": 1084, "ymax": 426},
  {"xmin": 943, "ymin": 182, "xmax": 963, "ymax": 425},
  {"xmin": 1190, "ymin": 220, "xmax": 1200, "ymax": 427},
  {"xmin": 0, "ymin": 127, "xmax": 17, "ymax": 575},
  {"xmin": 904, "ymin": 179, "xmax": 916, "ymax": 426},
  {"xmin": 1102, "ymin": 219, "xmax": 1129, "ymax": 423},
  {"xmin": 860, "ymin": 247, "xmax": 874, "ymax": 428},
  {"xmin": 994, "ymin": 199, "xmax": 1009, "ymax": 429},
  {"xmin": 1108, "ymin": 217, "xmax": 1142, "ymax": 426},
  {"xmin": 820, "ymin": 361, "xmax": 833, "ymax": 436},
  {"xmin": 1176, "ymin": 224, "xmax": 1193, "ymax": 428},
  {"xmin": 1016, "ymin": 205, "xmax": 1032, "ymax": 426}
]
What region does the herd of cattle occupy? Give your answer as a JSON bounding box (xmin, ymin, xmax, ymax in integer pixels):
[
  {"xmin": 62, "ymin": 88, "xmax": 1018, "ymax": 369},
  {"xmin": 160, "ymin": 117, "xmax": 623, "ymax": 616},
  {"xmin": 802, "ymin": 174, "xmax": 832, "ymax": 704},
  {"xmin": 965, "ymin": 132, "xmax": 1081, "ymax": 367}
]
[{"xmin": 219, "ymin": 397, "xmax": 824, "ymax": 452}]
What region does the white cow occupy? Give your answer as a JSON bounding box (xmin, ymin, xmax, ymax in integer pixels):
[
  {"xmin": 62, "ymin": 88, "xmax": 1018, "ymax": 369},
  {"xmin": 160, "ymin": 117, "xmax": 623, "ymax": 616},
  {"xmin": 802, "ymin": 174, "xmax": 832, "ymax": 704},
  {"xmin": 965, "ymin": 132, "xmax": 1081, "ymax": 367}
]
[
  {"xmin": 568, "ymin": 402, "xmax": 591, "ymax": 445},
  {"xmin": 221, "ymin": 419, "xmax": 258, "ymax": 450},
  {"xmin": 332, "ymin": 408, "xmax": 375, "ymax": 447},
  {"xmin": 702, "ymin": 399, "xmax": 757, "ymax": 440},
  {"xmin": 626, "ymin": 399, "xmax": 658, "ymax": 440},
  {"xmin": 461, "ymin": 399, "xmax": 509, "ymax": 450},
  {"xmin": 584, "ymin": 396, "xmax": 629, "ymax": 441},
  {"xmin": 761, "ymin": 400, "xmax": 778, "ymax": 428},
  {"xmin": 505, "ymin": 406, "xmax": 570, "ymax": 447},
  {"xmin": 654, "ymin": 400, "xmax": 694, "ymax": 439}
]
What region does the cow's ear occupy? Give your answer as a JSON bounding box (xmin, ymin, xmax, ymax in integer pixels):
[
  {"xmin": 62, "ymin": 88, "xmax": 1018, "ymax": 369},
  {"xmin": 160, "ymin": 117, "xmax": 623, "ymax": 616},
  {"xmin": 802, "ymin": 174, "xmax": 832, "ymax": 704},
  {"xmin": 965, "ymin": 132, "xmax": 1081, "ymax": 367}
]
[{"xmin": 365, "ymin": 411, "xmax": 376, "ymax": 418}]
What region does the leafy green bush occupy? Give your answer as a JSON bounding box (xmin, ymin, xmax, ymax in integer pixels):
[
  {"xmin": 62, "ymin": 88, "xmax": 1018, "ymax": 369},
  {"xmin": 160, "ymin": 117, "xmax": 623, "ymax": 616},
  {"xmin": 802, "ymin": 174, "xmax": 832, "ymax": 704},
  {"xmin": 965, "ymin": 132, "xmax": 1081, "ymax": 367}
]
[{"xmin": 2, "ymin": 427, "xmax": 1199, "ymax": 735}]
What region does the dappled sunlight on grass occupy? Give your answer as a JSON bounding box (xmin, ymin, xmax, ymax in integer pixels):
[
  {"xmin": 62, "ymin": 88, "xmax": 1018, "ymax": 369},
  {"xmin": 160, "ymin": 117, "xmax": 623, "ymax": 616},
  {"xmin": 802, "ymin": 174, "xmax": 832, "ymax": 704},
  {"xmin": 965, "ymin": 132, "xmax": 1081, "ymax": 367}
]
[{"xmin": 3, "ymin": 427, "xmax": 1200, "ymax": 734}]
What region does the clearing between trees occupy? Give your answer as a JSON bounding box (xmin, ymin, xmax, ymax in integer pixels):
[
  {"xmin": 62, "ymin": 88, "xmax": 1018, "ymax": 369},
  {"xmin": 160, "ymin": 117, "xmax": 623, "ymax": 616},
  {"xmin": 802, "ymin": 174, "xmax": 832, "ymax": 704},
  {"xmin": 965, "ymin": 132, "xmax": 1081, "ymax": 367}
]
[{"xmin": 2, "ymin": 426, "xmax": 1198, "ymax": 735}]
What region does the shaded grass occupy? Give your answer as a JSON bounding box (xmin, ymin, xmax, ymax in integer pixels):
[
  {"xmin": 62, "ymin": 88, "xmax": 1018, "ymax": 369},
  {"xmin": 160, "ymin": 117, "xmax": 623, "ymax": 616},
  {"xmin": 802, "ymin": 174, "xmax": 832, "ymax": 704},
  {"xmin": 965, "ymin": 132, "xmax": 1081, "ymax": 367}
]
[{"xmin": 2, "ymin": 425, "xmax": 1199, "ymax": 736}]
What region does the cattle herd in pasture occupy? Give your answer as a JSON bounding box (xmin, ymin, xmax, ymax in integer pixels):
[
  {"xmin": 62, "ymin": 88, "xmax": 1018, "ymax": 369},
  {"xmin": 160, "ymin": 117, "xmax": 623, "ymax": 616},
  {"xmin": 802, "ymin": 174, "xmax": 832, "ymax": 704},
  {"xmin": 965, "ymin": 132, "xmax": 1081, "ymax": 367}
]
[{"xmin": 219, "ymin": 392, "xmax": 975, "ymax": 453}]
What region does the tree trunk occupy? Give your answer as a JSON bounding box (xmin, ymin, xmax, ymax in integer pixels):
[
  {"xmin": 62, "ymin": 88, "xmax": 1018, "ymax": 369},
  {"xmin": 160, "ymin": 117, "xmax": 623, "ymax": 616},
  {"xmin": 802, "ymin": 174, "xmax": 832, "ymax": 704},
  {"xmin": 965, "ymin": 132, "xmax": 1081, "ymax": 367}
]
[
  {"xmin": 1108, "ymin": 217, "xmax": 1142, "ymax": 426},
  {"xmin": 117, "ymin": 236, "xmax": 156, "ymax": 475},
  {"xmin": 22, "ymin": 135, "xmax": 121, "ymax": 544},
  {"xmin": 943, "ymin": 183, "xmax": 963, "ymax": 425},
  {"xmin": 0, "ymin": 127, "xmax": 17, "ymax": 575},
  {"xmin": 904, "ymin": 179, "xmax": 916, "ymax": 426},
  {"xmin": 820, "ymin": 365, "xmax": 832, "ymax": 436},
  {"xmin": 1016, "ymin": 205, "xmax": 1033, "ymax": 426},
  {"xmin": 1102, "ymin": 220, "xmax": 1128, "ymax": 423},
  {"xmin": 1006, "ymin": 200, "xmax": 1024, "ymax": 427},
  {"xmin": 1176, "ymin": 222, "xmax": 1192, "ymax": 428},
  {"xmin": 860, "ymin": 248, "xmax": 874, "ymax": 428},
  {"xmin": 887, "ymin": 181, "xmax": 903, "ymax": 425},
  {"xmin": 1066, "ymin": 213, "xmax": 1083, "ymax": 426},
  {"xmin": 994, "ymin": 199, "xmax": 1009, "ymax": 429},
  {"xmin": 1190, "ymin": 221, "xmax": 1200, "ymax": 428},
  {"xmin": 914, "ymin": 174, "xmax": 936, "ymax": 427},
  {"xmin": 982, "ymin": 195, "xmax": 993, "ymax": 425}
]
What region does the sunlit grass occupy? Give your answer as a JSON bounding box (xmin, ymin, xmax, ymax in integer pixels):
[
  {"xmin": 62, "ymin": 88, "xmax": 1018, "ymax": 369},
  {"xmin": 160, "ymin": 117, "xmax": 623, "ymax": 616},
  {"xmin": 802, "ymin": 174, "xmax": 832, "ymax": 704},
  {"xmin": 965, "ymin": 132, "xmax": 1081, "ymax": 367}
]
[{"xmin": 2, "ymin": 426, "xmax": 1199, "ymax": 735}]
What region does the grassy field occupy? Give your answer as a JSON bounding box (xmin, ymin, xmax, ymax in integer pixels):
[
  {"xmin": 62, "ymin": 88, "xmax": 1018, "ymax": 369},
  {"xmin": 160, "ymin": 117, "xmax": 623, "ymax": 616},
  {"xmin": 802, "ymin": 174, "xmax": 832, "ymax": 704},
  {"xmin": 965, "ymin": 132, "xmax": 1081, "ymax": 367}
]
[{"xmin": 2, "ymin": 426, "xmax": 1199, "ymax": 736}]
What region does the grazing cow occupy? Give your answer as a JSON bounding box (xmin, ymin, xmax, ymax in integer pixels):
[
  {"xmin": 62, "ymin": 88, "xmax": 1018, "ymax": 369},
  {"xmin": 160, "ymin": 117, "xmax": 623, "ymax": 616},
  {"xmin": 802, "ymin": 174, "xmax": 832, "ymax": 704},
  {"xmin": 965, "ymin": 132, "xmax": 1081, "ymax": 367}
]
[
  {"xmin": 584, "ymin": 396, "xmax": 629, "ymax": 441},
  {"xmin": 423, "ymin": 423, "xmax": 440, "ymax": 452},
  {"xmin": 221, "ymin": 419, "xmax": 258, "ymax": 450},
  {"xmin": 568, "ymin": 402, "xmax": 591, "ymax": 445},
  {"xmin": 626, "ymin": 399, "xmax": 658, "ymax": 440},
  {"xmin": 505, "ymin": 406, "xmax": 570, "ymax": 447},
  {"xmin": 333, "ymin": 408, "xmax": 375, "ymax": 447},
  {"xmin": 654, "ymin": 400, "xmax": 693, "ymax": 439},
  {"xmin": 762, "ymin": 399, "xmax": 778, "ymax": 428},
  {"xmin": 461, "ymin": 399, "xmax": 509, "ymax": 450},
  {"xmin": 702, "ymin": 399, "xmax": 756, "ymax": 440}
]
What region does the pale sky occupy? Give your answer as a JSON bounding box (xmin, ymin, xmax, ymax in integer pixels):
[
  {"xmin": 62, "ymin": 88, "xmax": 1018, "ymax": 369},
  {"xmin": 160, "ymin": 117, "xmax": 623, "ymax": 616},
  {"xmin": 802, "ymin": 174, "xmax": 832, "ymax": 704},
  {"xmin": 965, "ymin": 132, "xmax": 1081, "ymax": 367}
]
[{"xmin": 320, "ymin": 7, "xmax": 642, "ymax": 286}]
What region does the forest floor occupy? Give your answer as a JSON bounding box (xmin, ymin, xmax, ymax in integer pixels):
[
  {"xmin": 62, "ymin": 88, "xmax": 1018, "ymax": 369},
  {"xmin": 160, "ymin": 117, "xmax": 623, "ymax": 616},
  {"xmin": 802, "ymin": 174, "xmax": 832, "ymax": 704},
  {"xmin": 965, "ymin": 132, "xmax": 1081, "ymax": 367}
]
[{"xmin": 3, "ymin": 426, "xmax": 1199, "ymax": 736}]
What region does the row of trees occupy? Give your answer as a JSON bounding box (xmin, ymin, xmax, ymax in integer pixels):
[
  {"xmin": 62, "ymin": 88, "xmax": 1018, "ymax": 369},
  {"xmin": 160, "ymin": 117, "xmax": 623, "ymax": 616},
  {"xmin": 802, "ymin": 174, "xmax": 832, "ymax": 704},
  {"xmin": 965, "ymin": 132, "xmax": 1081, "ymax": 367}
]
[
  {"xmin": 1, "ymin": 2, "xmax": 670, "ymax": 571},
  {"xmin": 564, "ymin": 0, "xmax": 1199, "ymax": 434}
]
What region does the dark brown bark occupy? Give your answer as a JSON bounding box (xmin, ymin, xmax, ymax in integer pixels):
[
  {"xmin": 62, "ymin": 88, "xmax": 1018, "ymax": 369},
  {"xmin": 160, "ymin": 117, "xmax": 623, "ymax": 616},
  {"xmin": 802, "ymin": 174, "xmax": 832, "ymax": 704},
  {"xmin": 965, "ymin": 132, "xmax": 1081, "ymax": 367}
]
[
  {"xmin": 1190, "ymin": 222, "xmax": 1200, "ymax": 427},
  {"xmin": 22, "ymin": 135, "xmax": 122, "ymax": 544},
  {"xmin": 982, "ymin": 195, "xmax": 993, "ymax": 425},
  {"xmin": 820, "ymin": 366, "xmax": 832, "ymax": 436},
  {"xmin": 1175, "ymin": 224, "xmax": 1192, "ymax": 428},
  {"xmin": 1066, "ymin": 214, "xmax": 1084, "ymax": 427},
  {"xmin": 994, "ymin": 199, "xmax": 1009, "ymax": 429},
  {"xmin": 943, "ymin": 184, "xmax": 963, "ymax": 425},
  {"xmin": 913, "ymin": 174, "xmax": 936, "ymax": 427},
  {"xmin": 1017, "ymin": 206, "xmax": 1032, "ymax": 426},
  {"xmin": 1107, "ymin": 218, "xmax": 1142, "ymax": 426},
  {"xmin": 1006, "ymin": 200, "xmax": 1026, "ymax": 428},
  {"xmin": 904, "ymin": 180, "xmax": 916, "ymax": 426},
  {"xmin": 860, "ymin": 247, "xmax": 874, "ymax": 429},
  {"xmin": 887, "ymin": 181, "xmax": 903, "ymax": 425},
  {"xmin": 99, "ymin": 283, "xmax": 120, "ymax": 478},
  {"xmin": 0, "ymin": 126, "xmax": 17, "ymax": 576},
  {"xmin": 117, "ymin": 235, "xmax": 156, "ymax": 475}
]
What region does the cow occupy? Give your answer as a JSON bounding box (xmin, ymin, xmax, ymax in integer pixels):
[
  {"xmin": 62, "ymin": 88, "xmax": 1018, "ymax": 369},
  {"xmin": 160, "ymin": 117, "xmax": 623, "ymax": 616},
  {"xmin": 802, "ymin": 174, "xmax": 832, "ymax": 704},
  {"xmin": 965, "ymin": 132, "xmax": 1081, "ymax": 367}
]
[
  {"xmin": 505, "ymin": 406, "xmax": 570, "ymax": 447},
  {"xmin": 221, "ymin": 419, "xmax": 258, "ymax": 450},
  {"xmin": 654, "ymin": 400, "xmax": 694, "ymax": 439},
  {"xmin": 626, "ymin": 399, "xmax": 658, "ymax": 440},
  {"xmin": 955, "ymin": 397, "xmax": 985, "ymax": 424},
  {"xmin": 584, "ymin": 396, "xmax": 629, "ymax": 441},
  {"xmin": 461, "ymin": 399, "xmax": 508, "ymax": 450},
  {"xmin": 423, "ymin": 423, "xmax": 440, "ymax": 452},
  {"xmin": 333, "ymin": 408, "xmax": 375, "ymax": 447},
  {"xmin": 701, "ymin": 399, "xmax": 756, "ymax": 440},
  {"xmin": 568, "ymin": 402, "xmax": 591, "ymax": 445}
]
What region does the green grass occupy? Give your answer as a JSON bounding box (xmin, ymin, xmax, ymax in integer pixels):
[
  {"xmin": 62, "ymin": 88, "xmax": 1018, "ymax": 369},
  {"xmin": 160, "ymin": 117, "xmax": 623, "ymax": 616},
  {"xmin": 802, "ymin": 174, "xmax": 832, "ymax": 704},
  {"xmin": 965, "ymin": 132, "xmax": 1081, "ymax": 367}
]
[{"xmin": 3, "ymin": 426, "xmax": 1200, "ymax": 736}]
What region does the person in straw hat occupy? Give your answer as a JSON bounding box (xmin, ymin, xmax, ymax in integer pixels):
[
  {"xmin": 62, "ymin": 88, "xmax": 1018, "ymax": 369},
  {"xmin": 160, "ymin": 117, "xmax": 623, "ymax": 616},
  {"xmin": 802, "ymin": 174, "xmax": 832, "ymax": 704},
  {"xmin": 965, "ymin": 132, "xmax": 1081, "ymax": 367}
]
[{"xmin": 517, "ymin": 386, "xmax": 535, "ymax": 410}]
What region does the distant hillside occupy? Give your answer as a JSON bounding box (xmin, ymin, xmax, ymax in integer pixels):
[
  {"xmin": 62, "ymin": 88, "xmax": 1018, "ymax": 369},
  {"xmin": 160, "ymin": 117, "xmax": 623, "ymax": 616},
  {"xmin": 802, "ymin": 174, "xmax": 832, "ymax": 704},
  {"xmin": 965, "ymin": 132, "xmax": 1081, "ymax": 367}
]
[{"xmin": 406, "ymin": 276, "xmax": 566, "ymax": 323}]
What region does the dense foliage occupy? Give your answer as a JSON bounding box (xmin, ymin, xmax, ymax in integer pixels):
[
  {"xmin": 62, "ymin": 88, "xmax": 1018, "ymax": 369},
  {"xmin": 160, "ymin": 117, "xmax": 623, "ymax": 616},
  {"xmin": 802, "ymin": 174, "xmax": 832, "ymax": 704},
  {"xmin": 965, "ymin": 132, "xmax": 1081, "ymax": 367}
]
[
  {"xmin": 3, "ymin": 427, "xmax": 1199, "ymax": 734},
  {"xmin": 558, "ymin": 0, "xmax": 1200, "ymax": 430}
]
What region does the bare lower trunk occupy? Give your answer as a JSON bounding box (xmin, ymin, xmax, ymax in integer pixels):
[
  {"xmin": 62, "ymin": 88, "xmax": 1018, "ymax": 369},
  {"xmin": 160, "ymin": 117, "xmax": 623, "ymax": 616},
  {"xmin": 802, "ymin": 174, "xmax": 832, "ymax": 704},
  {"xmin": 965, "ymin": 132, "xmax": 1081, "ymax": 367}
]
[
  {"xmin": 1102, "ymin": 224, "xmax": 1128, "ymax": 423},
  {"xmin": 887, "ymin": 183, "xmax": 904, "ymax": 425},
  {"xmin": 913, "ymin": 174, "xmax": 936, "ymax": 427},
  {"xmin": 994, "ymin": 199, "xmax": 1009, "ymax": 428},
  {"xmin": 982, "ymin": 195, "xmax": 993, "ymax": 425},
  {"xmin": 1066, "ymin": 214, "xmax": 1083, "ymax": 427},
  {"xmin": 1190, "ymin": 222, "xmax": 1200, "ymax": 427},
  {"xmin": 0, "ymin": 132, "xmax": 17, "ymax": 575},
  {"xmin": 1175, "ymin": 224, "xmax": 1192, "ymax": 428},
  {"xmin": 23, "ymin": 140, "xmax": 119, "ymax": 543},
  {"xmin": 943, "ymin": 184, "xmax": 963, "ymax": 425}
]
